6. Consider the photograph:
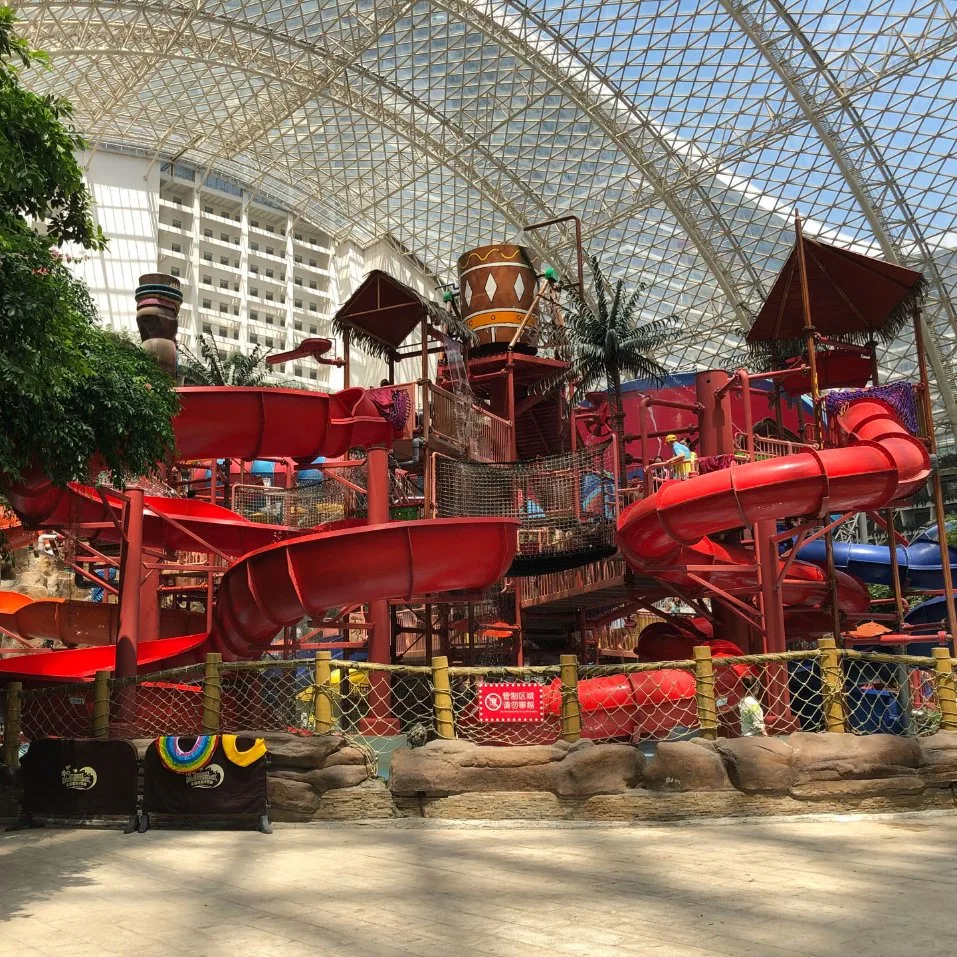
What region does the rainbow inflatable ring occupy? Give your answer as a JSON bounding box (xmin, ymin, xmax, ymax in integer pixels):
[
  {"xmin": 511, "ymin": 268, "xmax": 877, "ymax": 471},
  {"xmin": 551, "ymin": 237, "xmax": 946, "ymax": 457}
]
[{"xmin": 157, "ymin": 735, "xmax": 218, "ymax": 774}]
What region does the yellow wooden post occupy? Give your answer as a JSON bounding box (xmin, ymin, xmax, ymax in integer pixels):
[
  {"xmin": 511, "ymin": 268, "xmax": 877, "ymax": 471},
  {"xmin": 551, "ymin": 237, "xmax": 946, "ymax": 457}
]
[
  {"xmin": 201, "ymin": 652, "xmax": 222, "ymax": 733},
  {"xmin": 693, "ymin": 646, "xmax": 718, "ymax": 740},
  {"xmin": 932, "ymin": 647, "xmax": 957, "ymax": 731},
  {"xmin": 3, "ymin": 682, "xmax": 22, "ymax": 773},
  {"xmin": 431, "ymin": 655, "xmax": 455, "ymax": 739},
  {"xmin": 559, "ymin": 654, "xmax": 582, "ymax": 742},
  {"xmin": 92, "ymin": 670, "xmax": 111, "ymax": 738},
  {"xmin": 314, "ymin": 651, "xmax": 335, "ymax": 734},
  {"xmin": 817, "ymin": 637, "xmax": 846, "ymax": 733}
]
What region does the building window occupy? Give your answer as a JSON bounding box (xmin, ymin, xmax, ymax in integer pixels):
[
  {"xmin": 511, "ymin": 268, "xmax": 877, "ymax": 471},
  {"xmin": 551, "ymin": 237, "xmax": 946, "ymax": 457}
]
[
  {"xmin": 250, "ymin": 241, "xmax": 259, "ymax": 251},
  {"xmin": 264, "ymin": 292, "xmax": 274, "ymax": 301},
  {"xmin": 309, "ymin": 324, "xmax": 318, "ymax": 335},
  {"xmin": 220, "ymin": 256, "xmax": 229, "ymax": 266},
  {"xmin": 265, "ymin": 337, "xmax": 274, "ymax": 348},
  {"xmin": 171, "ymin": 243, "xmax": 181, "ymax": 253},
  {"xmin": 219, "ymin": 279, "xmax": 228, "ymax": 289},
  {"xmin": 309, "ymin": 303, "xmax": 317, "ymax": 313},
  {"xmin": 232, "ymin": 328, "xmax": 239, "ymax": 339},
  {"xmin": 202, "ymin": 323, "xmax": 212, "ymax": 334},
  {"xmin": 294, "ymin": 365, "xmax": 303, "ymax": 377},
  {"xmin": 266, "ymin": 247, "xmax": 275, "ymax": 256},
  {"xmin": 171, "ymin": 219, "xmax": 182, "ymax": 229},
  {"xmin": 310, "ymin": 236, "xmax": 318, "ymax": 246},
  {"xmin": 202, "ymin": 275, "xmax": 211, "ymax": 285},
  {"xmin": 250, "ymin": 311, "xmax": 258, "ymax": 320},
  {"xmin": 294, "ymin": 278, "xmax": 302, "ymax": 286},
  {"xmin": 220, "ymin": 233, "xmax": 229, "ymax": 242},
  {"xmin": 309, "ymin": 281, "xmax": 317, "ymax": 290},
  {"xmin": 219, "ymin": 326, "xmax": 227, "ymax": 337},
  {"xmin": 309, "ymin": 370, "xmax": 317, "ymax": 381},
  {"xmin": 218, "ymin": 303, "xmax": 228, "ymax": 313},
  {"xmin": 295, "ymin": 232, "xmax": 302, "ymax": 241},
  {"xmin": 170, "ymin": 266, "xmax": 181, "ymax": 277},
  {"xmin": 203, "ymin": 251, "xmax": 212, "ymax": 261},
  {"xmin": 204, "ymin": 205, "xmax": 213, "ymax": 213},
  {"xmin": 294, "ymin": 321, "xmax": 302, "ymax": 331},
  {"xmin": 265, "ymin": 268, "xmax": 274, "ymax": 278},
  {"xmin": 202, "ymin": 299, "xmax": 212, "ymax": 309},
  {"xmin": 250, "ymin": 265, "xmax": 259, "ymax": 274},
  {"xmin": 294, "ymin": 299, "xmax": 302, "ymax": 309},
  {"xmin": 250, "ymin": 333, "xmax": 258, "ymax": 344},
  {"xmin": 265, "ymin": 225, "xmax": 274, "ymax": 233},
  {"xmin": 309, "ymin": 259, "xmax": 317, "ymax": 267},
  {"xmin": 294, "ymin": 255, "xmax": 302, "ymax": 264},
  {"xmin": 203, "ymin": 228, "xmax": 213, "ymax": 238},
  {"xmin": 250, "ymin": 287, "xmax": 259, "ymax": 297},
  {"xmin": 265, "ymin": 315, "xmax": 274, "ymax": 325},
  {"xmin": 250, "ymin": 219, "xmax": 259, "ymax": 228}
]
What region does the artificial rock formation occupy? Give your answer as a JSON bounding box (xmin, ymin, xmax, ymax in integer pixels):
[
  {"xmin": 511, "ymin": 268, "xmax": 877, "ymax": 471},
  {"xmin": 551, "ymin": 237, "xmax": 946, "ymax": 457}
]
[{"xmin": 389, "ymin": 738, "xmax": 643, "ymax": 799}]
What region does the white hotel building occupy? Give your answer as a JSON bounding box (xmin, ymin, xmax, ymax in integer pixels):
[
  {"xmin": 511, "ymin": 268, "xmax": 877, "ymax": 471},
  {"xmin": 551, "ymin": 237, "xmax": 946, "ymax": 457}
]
[{"xmin": 71, "ymin": 149, "xmax": 436, "ymax": 390}]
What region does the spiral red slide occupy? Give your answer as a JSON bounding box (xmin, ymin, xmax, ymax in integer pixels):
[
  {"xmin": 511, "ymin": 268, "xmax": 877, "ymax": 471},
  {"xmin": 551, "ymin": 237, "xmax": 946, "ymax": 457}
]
[
  {"xmin": 617, "ymin": 398, "xmax": 929, "ymax": 596},
  {"xmin": 0, "ymin": 387, "xmax": 518, "ymax": 679},
  {"xmin": 559, "ymin": 398, "xmax": 931, "ymax": 737}
]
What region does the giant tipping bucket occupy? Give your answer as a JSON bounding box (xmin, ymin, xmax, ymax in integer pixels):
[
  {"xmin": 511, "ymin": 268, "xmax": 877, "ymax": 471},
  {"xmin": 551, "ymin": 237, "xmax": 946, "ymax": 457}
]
[{"xmin": 458, "ymin": 243, "xmax": 538, "ymax": 351}]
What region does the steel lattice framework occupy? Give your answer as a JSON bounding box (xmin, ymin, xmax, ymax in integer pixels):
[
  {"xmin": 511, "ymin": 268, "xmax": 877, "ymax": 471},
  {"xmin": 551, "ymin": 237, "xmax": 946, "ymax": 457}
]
[{"xmin": 12, "ymin": 0, "xmax": 957, "ymax": 440}]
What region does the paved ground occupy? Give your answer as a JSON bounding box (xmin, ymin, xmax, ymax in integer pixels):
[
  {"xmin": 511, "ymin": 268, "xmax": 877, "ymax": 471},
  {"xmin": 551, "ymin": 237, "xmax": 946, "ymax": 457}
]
[{"xmin": 1, "ymin": 814, "xmax": 956, "ymax": 956}]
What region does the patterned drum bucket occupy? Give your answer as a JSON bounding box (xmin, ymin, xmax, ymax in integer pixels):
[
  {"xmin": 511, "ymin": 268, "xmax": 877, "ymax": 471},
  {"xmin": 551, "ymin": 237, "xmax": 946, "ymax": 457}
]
[{"xmin": 457, "ymin": 244, "xmax": 538, "ymax": 349}]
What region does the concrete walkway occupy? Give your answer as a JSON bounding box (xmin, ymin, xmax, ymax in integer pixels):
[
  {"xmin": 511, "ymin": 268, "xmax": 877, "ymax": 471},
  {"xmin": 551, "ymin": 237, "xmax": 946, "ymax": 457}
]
[{"xmin": 1, "ymin": 815, "xmax": 956, "ymax": 956}]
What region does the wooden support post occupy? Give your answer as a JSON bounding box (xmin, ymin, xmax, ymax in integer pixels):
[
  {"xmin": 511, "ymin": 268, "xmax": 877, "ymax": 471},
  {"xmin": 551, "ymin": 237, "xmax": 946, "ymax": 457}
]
[
  {"xmin": 431, "ymin": 655, "xmax": 455, "ymax": 740},
  {"xmin": 92, "ymin": 670, "xmax": 111, "ymax": 738},
  {"xmin": 817, "ymin": 637, "xmax": 846, "ymax": 733},
  {"xmin": 201, "ymin": 652, "xmax": 222, "ymax": 733},
  {"xmin": 932, "ymin": 647, "xmax": 957, "ymax": 732},
  {"xmin": 693, "ymin": 646, "xmax": 718, "ymax": 740},
  {"xmin": 3, "ymin": 682, "xmax": 21, "ymax": 772},
  {"xmin": 314, "ymin": 651, "xmax": 335, "ymax": 734},
  {"xmin": 559, "ymin": 654, "xmax": 582, "ymax": 743}
]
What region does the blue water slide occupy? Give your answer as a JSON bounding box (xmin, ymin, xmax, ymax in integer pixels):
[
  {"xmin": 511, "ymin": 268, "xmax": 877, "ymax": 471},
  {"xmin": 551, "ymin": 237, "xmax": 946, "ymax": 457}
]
[{"xmin": 797, "ymin": 523, "xmax": 957, "ymax": 590}]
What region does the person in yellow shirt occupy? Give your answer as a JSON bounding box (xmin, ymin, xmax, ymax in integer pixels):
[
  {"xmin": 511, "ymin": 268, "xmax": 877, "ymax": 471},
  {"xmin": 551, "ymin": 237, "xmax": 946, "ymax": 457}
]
[{"xmin": 666, "ymin": 434, "xmax": 696, "ymax": 478}]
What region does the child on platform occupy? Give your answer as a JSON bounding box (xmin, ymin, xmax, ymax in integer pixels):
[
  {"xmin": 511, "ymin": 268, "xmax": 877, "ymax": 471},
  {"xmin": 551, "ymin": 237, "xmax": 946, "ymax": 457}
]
[{"xmin": 738, "ymin": 674, "xmax": 767, "ymax": 737}]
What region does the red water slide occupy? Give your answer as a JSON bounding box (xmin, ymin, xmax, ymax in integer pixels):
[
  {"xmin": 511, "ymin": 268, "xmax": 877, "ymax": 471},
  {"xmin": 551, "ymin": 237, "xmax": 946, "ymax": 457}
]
[
  {"xmin": 553, "ymin": 398, "xmax": 929, "ymax": 737},
  {"xmin": 0, "ymin": 387, "xmax": 518, "ymax": 679},
  {"xmin": 618, "ymin": 397, "xmax": 928, "ymax": 619}
]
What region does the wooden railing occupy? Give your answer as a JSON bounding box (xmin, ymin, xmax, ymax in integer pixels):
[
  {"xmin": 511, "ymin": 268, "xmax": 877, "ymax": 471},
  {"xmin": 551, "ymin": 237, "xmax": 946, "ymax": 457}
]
[
  {"xmin": 419, "ymin": 380, "xmax": 512, "ymax": 463},
  {"xmin": 520, "ymin": 555, "xmax": 628, "ymax": 607}
]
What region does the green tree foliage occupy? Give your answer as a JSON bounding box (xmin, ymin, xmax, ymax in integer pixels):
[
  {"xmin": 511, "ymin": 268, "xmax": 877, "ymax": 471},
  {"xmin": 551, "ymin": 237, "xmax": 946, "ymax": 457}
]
[
  {"xmin": 0, "ymin": 8, "xmax": 177, "ymax": 487},
  {"xmin": 565, "ymin": 256, "xmax": 681, "ymax": 481},
  {"xmin": 180, "ymin": 334, "xmax": 270, "ymax": 387},
  {"xmin": 180, "ymin": 333, "xmax": 307, "ymax": 389}
]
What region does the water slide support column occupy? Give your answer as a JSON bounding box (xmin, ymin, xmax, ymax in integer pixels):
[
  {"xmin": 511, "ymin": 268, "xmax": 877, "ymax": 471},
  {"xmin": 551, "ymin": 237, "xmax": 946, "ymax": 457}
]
[
  {"xmin": 795, "ymin": 212, "xmax": 841, "ymax": 641},
  {"xmin": 696, "ymin": 370, "xmax": 753, "ymax": 650},
  {"xmin": 361, "ymin": 444, "xmax": 399, "ymax": 734},
  {"xmin": 115, "ymin": 487, "xmax": 145, "ymax": 681},
  {"xmin": 913, "ymin": 307, "xmax": 957, "ymax": 650}
]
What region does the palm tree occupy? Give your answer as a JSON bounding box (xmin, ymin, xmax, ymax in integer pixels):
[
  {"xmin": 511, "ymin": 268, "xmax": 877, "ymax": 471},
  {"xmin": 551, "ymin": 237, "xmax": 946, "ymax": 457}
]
[
  {"xmin": 565, "ymin": 256, "xmax": 681, "ymax": 484},
  {"xmin": 180, "ymin": 334, "xmax": 270, "ymax": 386}
]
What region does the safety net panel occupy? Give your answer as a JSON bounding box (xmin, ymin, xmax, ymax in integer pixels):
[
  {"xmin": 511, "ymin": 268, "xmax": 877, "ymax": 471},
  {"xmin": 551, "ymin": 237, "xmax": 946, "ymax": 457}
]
[{"xmin": 434, "ymin": 441, "xmax": 616, "ymax": 575}]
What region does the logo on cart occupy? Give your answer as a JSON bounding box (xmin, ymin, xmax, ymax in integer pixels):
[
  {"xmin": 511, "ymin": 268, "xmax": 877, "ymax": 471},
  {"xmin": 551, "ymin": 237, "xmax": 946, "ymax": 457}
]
[
  {"xmin": 61, "ymin": 765, "xmax": 97, "ymax": 790},
  {"xmin": 186, "ymin": 764, "xmax": 225, "ymax": 789}
]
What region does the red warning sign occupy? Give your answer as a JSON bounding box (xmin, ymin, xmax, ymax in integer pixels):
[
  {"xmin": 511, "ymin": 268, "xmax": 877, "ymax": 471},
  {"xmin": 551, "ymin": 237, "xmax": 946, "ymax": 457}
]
[{"xmin": 477, "ymin": 683, "xmax": 544, "ymax": 723}]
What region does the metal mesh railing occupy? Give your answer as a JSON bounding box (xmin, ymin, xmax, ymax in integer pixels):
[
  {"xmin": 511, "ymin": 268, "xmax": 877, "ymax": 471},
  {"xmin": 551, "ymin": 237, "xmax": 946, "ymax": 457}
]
[
  {"xmin": 435, "ymin": 441, "xmax": 616, "ymax": 574},
  {"xmin": 231, "ymin": 482, "xmax": 349, "ymax": 527},
  {"xmin": 7, "ymin": 646, "xmax": 956, "ymax": 775}
]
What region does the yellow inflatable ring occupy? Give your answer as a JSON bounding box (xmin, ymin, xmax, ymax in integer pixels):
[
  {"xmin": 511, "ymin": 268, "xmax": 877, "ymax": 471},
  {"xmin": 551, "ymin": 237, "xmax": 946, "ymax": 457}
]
[{"xmin": 221, "ymin": 735, "xmax": 267, "ymax": 767}]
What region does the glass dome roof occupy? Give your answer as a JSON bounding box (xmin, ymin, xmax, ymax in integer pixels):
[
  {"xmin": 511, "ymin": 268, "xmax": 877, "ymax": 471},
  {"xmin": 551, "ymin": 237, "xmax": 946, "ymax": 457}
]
[{"xmin": 14, "ymin": 0, "xmax": 957, "ymax": 441}]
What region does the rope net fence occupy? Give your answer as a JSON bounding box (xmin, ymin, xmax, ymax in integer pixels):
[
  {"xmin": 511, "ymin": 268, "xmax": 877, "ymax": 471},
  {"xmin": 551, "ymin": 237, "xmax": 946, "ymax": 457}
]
[
  {"xmin": 7, "ymin": 649, "xmax": 955, "ymax": 771},
  {"xmin": 434, "ymin": 440, "xmax": 617, "ymax": 575}
]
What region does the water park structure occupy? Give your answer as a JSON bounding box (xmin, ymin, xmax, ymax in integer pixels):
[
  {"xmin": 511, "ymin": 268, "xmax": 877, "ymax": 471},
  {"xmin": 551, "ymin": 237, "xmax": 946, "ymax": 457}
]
[{"xmin": 2, "ymin": 217, "xmax": 957, "ymax": 763}]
